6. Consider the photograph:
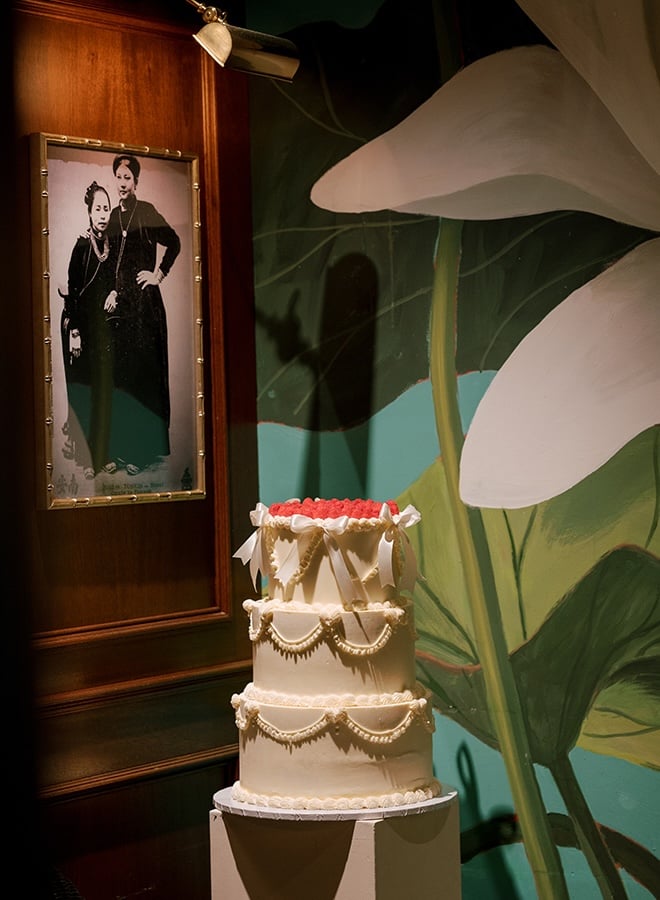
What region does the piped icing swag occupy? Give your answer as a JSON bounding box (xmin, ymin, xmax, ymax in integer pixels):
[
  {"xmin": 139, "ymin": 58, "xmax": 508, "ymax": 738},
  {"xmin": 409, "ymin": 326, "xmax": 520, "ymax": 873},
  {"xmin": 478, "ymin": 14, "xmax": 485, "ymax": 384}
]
[{"xmin": 233, "ymin": 497, "xmax": 421, "ymax": 605}]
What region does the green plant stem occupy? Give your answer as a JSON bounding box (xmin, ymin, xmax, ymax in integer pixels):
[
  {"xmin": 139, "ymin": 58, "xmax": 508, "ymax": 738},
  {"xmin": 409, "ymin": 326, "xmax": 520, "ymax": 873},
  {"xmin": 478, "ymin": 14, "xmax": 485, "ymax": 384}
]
[
  {"xmin": 552, "ymin": 755, "xmax": 629, "ymax": 899},
  {"xmin": 429, "ymin": 217, "xmax": 569, "ymax": 900}
]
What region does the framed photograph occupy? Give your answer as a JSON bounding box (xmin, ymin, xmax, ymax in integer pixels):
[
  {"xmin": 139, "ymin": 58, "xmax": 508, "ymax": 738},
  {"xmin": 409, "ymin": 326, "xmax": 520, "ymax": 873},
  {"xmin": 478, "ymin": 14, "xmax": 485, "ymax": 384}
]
[{"xmin": 31, "ymin": 133, "xmax": 205, "ymax": 508}]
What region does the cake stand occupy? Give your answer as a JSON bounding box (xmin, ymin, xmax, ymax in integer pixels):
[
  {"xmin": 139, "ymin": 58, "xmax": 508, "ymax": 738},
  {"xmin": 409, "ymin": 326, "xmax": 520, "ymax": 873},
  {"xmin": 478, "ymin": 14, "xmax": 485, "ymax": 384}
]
[{"xmin": 210, "ymin": 786, "xmax": 461, "ymax": 899}]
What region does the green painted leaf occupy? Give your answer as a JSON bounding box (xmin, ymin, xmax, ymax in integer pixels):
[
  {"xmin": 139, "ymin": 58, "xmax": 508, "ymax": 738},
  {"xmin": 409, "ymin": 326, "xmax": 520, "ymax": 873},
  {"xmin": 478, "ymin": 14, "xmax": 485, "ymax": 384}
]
[
  {"xmin": 456, "ymin": 213, "xmax": 654, "ymax": 373},
  {"xmin": 404, "ymin": 426, "xmax": 660, "ymax": 653},
  {"xmin": 417, "ymin": 547, "xmax": 660, "ymax": 768},
  {"xmin": 488, "ymin": 426, "xmax": 660, "ymax": 644},
  {"xmin": 404, "ymin": 427, "xmax": 660, "ymax": 767},
  {"xmin": 400, "ymin": 458, "xmax": 479, "ymax": 665},
  {"xmin": 514, "ymin": 547, "xmax": 660, "ymax": 767},
  {"xmin": 579, "ymin": 670, "xmax": 660, "ymax": 769}
]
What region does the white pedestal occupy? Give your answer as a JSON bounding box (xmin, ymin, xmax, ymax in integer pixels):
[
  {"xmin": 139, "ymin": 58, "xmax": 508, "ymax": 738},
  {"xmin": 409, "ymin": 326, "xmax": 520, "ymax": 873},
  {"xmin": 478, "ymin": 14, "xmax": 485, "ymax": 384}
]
[{"xmin": 210, "ymin": 787, "xmax": 461, "ymax": 899}]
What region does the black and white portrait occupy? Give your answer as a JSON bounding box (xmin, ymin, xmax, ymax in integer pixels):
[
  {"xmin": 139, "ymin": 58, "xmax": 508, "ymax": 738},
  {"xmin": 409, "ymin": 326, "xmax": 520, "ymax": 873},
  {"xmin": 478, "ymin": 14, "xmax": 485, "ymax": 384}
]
[{"xmin": 33, "ymin": 136, "xmax": 204, "ymax": 506}]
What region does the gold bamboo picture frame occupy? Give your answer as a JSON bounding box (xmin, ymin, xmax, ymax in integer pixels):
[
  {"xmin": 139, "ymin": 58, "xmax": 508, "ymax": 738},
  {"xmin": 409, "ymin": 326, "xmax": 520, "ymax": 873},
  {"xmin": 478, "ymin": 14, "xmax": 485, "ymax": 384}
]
[{"xmin": 31, "ymin": 133, "xmax": 205, "ymax": 508}]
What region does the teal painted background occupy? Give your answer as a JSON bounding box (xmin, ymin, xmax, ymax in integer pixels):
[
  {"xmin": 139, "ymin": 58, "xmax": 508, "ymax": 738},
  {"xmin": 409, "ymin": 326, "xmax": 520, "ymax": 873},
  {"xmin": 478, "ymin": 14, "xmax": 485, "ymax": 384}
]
[{"xmin": 244, "ymin": 1, "xmax": 659, "ymax": 895}]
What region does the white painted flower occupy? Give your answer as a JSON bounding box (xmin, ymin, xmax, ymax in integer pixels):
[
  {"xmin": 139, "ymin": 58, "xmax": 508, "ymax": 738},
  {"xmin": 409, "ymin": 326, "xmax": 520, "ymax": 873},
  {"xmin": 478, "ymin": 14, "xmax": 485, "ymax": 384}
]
[{"xmin": 311, "ymin": 0, "xmax": 660, "ymax": 508}]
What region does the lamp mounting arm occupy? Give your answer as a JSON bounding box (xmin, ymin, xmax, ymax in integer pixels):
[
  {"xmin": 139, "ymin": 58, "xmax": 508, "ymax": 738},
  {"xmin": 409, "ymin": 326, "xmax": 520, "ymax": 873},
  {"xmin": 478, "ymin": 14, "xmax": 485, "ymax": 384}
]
[{"xmin": 186, "ymin": 1, "xmax": 227, "ymax": 26}]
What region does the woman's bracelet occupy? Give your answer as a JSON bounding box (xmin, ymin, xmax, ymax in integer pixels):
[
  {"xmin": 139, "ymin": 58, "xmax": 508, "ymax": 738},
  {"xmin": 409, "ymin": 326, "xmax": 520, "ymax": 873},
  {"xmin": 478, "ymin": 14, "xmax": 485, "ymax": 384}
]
[{"xmin": 156, "ymin": 268, "xmax": 165, "ymax": 284}]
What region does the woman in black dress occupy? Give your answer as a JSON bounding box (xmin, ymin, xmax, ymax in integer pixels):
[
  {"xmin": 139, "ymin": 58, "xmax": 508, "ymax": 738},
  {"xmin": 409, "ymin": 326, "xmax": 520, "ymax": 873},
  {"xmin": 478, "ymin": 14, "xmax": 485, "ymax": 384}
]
[
  {"xmin": 60, "ymin": 180, "xmax": 117, "ymax": 477},
  {"xmin": 107, "ymin": 153, "xmax": 180, "ymax": 475}
]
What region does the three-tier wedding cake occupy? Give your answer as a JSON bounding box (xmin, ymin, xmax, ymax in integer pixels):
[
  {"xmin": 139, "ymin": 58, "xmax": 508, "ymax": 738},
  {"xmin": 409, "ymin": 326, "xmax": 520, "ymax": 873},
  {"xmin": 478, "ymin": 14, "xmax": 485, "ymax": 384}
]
[{"xmin": 232, "ymin": 497, "xmax": 440, "ymax": 810}]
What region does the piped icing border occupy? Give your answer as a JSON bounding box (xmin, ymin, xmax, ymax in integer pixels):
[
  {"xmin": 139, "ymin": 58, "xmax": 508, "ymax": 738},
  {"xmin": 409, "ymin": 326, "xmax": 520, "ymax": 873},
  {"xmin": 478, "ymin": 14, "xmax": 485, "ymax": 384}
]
[
  {"xmin": 233, "ymin": 498, "xmax": 421, "ymax": 607},
  {"xmin": 243, "ymin": 598, "xmax": 411, "ymax": 656},
  {"xmin": 232, "ymin": 683, "xmax": 435, "ymax": 745},
  {"xmin": 230, "ymin": 780, "xmax": 442, "ymax": 811}
]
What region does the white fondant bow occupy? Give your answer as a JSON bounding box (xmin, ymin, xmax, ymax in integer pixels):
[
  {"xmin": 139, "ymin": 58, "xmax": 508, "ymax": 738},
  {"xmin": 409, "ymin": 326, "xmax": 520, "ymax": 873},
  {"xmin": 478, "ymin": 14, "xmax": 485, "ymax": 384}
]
[
  {"xmin": 233, "ymin": 502, "xmax": 271, "ymax": 589},
  {"xmin": 280, "ymin": 513, "xmax": 365, "ymax": 603},
  {"xmin": 378, "ymin": 503, "xmax": 420, "ymax": 589}
]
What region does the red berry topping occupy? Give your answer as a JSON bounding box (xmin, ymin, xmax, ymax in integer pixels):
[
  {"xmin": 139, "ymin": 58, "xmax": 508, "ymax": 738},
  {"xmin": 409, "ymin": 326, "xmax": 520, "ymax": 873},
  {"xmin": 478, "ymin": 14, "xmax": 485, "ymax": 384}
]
[{"xmin": 269, "ymin": 498, "xmax": 399, "ymax": 519}]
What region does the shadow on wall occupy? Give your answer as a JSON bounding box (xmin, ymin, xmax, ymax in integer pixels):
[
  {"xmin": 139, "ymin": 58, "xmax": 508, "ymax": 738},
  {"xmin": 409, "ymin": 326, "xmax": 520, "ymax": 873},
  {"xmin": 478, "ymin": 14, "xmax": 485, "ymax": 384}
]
[
  {"xmin": 256, "ymin": 252, "xmax": 377, "ymax": 497},
  {"xmin": 456, "ymin": 742, "xmax": 522, "ymax": 898}
]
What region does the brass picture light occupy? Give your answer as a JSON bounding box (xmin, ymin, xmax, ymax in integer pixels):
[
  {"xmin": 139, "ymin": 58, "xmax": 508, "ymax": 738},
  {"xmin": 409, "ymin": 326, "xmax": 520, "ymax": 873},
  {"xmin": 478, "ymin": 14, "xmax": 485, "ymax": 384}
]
[{"xmin": 185, "ymin": 1, "xmax": 300, "ymax": 82}]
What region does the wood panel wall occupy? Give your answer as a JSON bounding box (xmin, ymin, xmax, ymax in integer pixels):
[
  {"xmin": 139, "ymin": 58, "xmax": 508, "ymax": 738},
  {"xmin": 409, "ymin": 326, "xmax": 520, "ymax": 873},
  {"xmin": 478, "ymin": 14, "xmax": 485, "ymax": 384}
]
[{"xmin": 8, "ymin": 1, "xmax": 256, "ymax": 897}]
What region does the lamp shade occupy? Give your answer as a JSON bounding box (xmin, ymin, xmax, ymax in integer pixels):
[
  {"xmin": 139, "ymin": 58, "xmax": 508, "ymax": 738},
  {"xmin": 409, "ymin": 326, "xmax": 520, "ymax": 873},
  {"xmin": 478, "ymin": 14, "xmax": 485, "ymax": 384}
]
[
  {"xmin": 193, "ymin": 21, "xmax": 233, "ymax": 67},
  {"xmin": 195, "ymin": 22, "xmax": 299, "ymax": 82}
]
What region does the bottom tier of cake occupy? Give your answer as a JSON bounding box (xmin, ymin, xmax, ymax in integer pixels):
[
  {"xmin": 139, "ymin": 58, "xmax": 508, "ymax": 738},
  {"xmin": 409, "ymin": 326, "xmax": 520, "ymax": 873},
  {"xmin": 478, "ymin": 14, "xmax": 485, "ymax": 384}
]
[{"xmin": 231, "ymin": 684, "xmax": 441, "ymax": 810}]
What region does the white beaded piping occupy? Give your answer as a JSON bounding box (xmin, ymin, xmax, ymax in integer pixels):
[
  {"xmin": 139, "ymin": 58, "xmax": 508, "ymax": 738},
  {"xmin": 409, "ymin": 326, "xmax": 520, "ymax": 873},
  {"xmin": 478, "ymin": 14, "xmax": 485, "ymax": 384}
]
[
  {"xmin": 231, "ymin": 685, "xmax": 435, "ymax": 746},
  {"xmin": 238, "ymin": 684, "xmax": 421, "ymax": 707},
  {"xmin": 230, "ymin": 780, "xmax": 442, "ymax": 811}
]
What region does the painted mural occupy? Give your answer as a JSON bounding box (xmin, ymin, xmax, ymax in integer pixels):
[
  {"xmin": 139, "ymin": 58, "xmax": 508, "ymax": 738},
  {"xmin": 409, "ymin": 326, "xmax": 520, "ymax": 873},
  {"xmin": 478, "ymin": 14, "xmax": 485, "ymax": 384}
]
[{"xmin": 247, "ymin": 0, "xmax": 659, "ymax": 896}]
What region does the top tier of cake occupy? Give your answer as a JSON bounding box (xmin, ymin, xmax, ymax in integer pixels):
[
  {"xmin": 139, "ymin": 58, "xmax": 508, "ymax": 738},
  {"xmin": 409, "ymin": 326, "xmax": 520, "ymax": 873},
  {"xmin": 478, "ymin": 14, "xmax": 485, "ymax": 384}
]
[{"xmin": 234, "ymin": 497, "xmax": 421, "ymax": 608}]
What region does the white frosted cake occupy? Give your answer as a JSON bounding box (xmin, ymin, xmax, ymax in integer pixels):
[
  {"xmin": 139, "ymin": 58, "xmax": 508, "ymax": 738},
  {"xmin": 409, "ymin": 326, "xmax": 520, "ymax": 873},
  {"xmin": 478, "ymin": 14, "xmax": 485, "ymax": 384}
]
[{"xmin": 232, "ymin": 497, "xmax": 440, "ymax": 810}]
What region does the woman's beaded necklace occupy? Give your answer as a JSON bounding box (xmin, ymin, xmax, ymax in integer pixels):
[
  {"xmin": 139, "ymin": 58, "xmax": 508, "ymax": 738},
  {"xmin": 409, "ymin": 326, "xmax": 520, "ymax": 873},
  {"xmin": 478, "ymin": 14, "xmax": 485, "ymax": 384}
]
[
  {"xmin": 116, "ymin": 201, "xmax": 137, "ymax": 276},
  {"xmin": 90, "ymin": 229, "xmax": 109, "ymax": 262},
  {"xmin": 118, "ymin": 201, "xmax": 136, "ymax": 238}
]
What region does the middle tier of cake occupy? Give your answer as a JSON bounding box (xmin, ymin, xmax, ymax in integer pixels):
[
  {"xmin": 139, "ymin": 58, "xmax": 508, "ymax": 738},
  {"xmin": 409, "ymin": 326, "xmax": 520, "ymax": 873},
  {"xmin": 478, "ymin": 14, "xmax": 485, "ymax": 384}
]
[{"xmin": 245, "ymin": 598, "xmax": 418, "ymax": 695}]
